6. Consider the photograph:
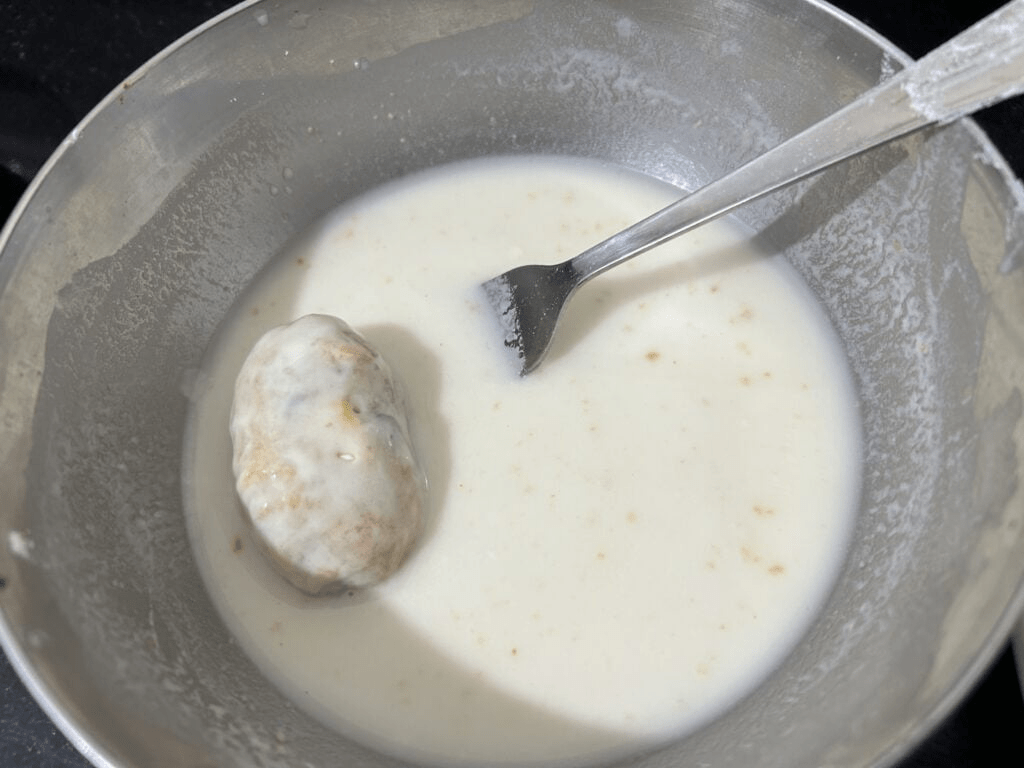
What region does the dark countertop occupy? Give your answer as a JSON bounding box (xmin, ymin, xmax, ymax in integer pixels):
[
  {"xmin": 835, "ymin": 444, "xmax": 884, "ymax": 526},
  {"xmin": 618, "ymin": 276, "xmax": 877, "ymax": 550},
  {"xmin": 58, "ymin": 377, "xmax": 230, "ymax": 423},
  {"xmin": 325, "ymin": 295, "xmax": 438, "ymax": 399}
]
[{"xmin": 2, "ymin": 0, "xmax": 1023, "ymax": 766}]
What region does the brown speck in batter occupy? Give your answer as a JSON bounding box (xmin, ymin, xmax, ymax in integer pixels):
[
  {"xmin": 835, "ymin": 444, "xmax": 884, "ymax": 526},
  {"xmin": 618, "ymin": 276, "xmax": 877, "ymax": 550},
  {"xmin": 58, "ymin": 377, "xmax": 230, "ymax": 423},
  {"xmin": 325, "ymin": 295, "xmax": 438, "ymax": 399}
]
[
  {"xmin": 626, "ymin": 511, "xmax": 638, "ymax": 524},
  {"xmin": 741, "ymin": 546, "xmax": 760, "ymax": 564},
  {"xmin": 753, "ymin": 505, "xmax": 774, "ymax": 517},
  {"xmin": 768, "ymin": 563, "xmax": 786, "ymax": 576},
  {"xmin": 511, "ymin": 647, "xmax": 519, "ymax": 657},
  {"xmin": 232, "ymin": 536, "xmax": 244, "ymax": 553},
  {"xmin": 646, "ymin": 350, "xmax": 661, "ymax": 362},
  {"xmin": 596, "ymin": 552, "xmax": 606, "ymax": 561},
  {"xmin": 739, "ymin": 375, "xmax": 752, "ymax": 386},
  {"xmin": 334, "ymin": 399, "xmax": 359, "ymax": 425}
]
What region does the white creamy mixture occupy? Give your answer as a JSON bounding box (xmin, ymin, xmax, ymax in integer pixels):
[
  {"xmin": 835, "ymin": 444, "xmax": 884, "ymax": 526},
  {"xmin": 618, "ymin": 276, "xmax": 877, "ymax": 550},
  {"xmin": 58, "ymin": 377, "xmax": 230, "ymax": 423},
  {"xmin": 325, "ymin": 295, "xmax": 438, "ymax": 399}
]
[{"xmin": 183, "ymin": 156, "xmax": 860, "ymax": 766}]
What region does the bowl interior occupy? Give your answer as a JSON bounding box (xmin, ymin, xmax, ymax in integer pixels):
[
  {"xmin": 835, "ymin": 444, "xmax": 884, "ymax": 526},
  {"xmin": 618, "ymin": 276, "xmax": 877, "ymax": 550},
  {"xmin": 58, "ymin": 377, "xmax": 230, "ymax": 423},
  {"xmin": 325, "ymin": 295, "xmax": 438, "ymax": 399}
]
[{"xmin": 3, "ymin": 1, "xmax": 1024, "ymax": 767}]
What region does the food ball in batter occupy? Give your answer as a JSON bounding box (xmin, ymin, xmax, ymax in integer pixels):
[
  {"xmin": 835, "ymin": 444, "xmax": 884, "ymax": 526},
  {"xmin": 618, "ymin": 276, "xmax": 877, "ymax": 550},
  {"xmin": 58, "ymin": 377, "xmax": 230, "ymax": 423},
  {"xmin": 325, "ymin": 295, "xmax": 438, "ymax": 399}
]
[{"xmin": 230, "ymin": 314, "xmax": 426, "ymax": 594}]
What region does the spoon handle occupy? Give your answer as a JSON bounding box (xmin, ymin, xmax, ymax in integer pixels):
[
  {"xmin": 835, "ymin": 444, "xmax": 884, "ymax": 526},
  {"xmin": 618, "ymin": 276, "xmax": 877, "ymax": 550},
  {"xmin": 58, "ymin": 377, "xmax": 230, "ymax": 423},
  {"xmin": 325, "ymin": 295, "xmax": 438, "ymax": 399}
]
[{"xmin": 568, "ymin": 0, "xmax": 1024, "ymax": 283}]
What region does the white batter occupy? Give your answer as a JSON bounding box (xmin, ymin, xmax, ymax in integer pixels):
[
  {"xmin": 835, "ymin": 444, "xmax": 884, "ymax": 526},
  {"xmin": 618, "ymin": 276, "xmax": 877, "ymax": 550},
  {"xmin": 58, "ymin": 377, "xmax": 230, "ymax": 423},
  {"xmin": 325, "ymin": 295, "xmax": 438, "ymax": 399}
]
[{"xmin": 182, "ymin": 156, "xmax": 861, "ymax": 766}]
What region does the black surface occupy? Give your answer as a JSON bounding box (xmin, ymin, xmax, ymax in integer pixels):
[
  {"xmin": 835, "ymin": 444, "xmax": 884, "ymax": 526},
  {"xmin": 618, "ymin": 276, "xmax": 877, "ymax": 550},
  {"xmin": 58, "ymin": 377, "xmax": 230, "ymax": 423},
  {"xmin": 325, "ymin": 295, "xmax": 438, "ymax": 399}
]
[{"xmin": 1, "ymin": 1, "xmax": 1022, "ymax": 766}]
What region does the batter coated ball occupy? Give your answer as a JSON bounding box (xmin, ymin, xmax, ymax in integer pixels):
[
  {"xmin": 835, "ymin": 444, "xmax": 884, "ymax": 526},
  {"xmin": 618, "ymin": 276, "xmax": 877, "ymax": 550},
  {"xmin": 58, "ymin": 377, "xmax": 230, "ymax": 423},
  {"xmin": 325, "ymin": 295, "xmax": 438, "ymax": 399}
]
[{"xmin": 230, "ymin": 314, "xmax": 426, "ymax": 594}]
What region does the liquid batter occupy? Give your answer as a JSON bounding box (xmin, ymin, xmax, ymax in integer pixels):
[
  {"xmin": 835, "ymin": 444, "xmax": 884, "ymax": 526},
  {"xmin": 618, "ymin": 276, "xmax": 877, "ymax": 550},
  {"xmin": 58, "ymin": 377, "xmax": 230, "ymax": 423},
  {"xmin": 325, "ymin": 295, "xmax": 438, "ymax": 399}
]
[{"xmin": 183, "ymin": 156, "xmax": 861, "ymax": 766}]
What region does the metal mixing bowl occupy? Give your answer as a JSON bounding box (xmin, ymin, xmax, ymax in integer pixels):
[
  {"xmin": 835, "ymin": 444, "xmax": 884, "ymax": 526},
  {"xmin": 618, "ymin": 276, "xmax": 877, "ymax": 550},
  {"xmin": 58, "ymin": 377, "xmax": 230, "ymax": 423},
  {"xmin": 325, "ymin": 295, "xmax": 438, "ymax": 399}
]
[{"xmin": 2, "ymin": 1, "xmax": 1024, "ymax": 766}]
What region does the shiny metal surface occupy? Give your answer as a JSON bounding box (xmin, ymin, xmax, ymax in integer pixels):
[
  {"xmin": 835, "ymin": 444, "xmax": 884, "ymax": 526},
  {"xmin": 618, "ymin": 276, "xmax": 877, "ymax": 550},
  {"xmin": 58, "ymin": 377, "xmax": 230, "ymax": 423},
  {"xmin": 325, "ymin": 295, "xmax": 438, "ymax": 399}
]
[
  {"xmin": 482, "ymin": 0, "xmax": 1024, "ymax": 375},
  {"xmin": 1, "ymin": 1, "xmax": 1024, "ymax": 767}
]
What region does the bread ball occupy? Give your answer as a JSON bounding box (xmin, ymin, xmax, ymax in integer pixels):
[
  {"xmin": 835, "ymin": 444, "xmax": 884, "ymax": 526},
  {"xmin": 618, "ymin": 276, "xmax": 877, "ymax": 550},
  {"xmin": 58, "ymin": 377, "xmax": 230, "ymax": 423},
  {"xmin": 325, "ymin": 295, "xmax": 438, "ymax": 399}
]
[{"xmin": 230, "ymin": 314, "xmax": 426, "ymax": 594}]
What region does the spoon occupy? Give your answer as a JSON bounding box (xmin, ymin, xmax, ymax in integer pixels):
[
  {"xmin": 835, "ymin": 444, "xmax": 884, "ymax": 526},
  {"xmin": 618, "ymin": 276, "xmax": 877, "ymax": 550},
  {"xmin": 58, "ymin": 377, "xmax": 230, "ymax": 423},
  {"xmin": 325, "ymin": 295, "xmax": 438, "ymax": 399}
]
[{"xmin": 481, "ymin": 0, "xmax": 1024, "ymax": 375}]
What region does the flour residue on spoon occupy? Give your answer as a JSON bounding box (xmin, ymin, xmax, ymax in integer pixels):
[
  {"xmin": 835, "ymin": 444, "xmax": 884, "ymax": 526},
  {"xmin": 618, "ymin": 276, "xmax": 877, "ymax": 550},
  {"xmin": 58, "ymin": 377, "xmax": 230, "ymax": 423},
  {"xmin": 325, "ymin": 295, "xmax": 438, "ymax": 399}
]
[{"xmin": 900, "ymin": 0, "xmax": 1024, "ymax": 123}]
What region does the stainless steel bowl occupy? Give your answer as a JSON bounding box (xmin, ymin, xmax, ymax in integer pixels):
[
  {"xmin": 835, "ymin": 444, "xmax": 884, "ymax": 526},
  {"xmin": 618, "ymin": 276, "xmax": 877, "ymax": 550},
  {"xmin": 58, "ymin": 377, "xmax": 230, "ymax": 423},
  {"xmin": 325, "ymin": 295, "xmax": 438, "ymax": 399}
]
[{"xmin": 2, "ymin": 1, "xmax": 1024, "ymax": 766}]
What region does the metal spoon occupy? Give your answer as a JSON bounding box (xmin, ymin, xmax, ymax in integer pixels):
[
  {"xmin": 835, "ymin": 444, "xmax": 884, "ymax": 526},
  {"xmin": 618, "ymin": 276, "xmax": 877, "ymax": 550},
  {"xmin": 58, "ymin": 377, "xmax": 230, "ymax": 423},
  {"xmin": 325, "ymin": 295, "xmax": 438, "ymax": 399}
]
[{"xmin": 481, "ymin": 0, "xmax": 1024, "ymax": 375}]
